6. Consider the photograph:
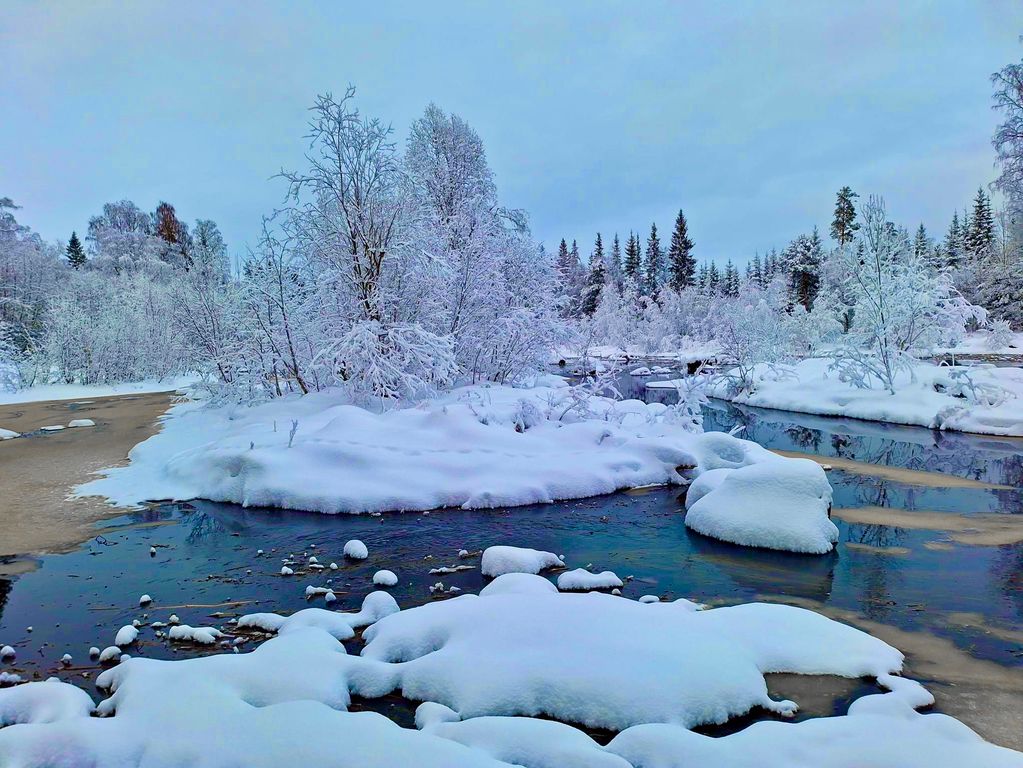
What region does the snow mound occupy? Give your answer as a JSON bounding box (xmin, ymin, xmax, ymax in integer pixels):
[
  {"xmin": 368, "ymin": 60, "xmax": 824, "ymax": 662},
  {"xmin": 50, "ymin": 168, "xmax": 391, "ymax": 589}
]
[
  {"xmin": 167, "ymin": 625, "xmax": 223, "ymax": 644},
  {"xmin": 114, "ymin": 625, "xmax": 138, "ymax": 647},
  {"xmin": 237, "ymin": 592, "xmax": 399, "ymax": 640},
  {"xmin": 557, "ymin": 568, "xmax": 623, "ymax": 591},
  {"xmin": 0, "ymin": 680, "xmax": 94, "ymax": 725},
  {"xmin": 344, "ymin": 539, "xmax": 369, "ymax": 560},
  {"xmin": 77, "ymin": 384, "xmax": 825, "ymax": 518},
  {"xmin": 0, "ymin": 428, "xmax": 18, "ymax": 440},
  {"xmin": 480, "ymin": 546, "xmax": 564, "ymax": 577},
  {"xmin": 684, "ymin": 457, "xmax": 837, "ymax": 554},
  {"xmin": 373, "ymin": 570, "xmax": 398, "ymax": 587},
  {"xmin": 68, "ymin": 419, "xmax": 96, "ymax": 428},
  {"xmin": 361, "ymin": 573, "xmax": 903, "ymax": 730}
]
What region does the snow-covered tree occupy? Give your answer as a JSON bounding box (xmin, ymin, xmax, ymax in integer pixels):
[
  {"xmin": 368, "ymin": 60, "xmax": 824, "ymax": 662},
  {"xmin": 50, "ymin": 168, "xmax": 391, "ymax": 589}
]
[
  {"xmin": 831, "ymin": 197, "xmax": 983, "ymax": 394},
  {"xmin": 992, "ymin": 49, "xmax": 1023, "ymax": 200},
  {"xmin": 580, "ymin": 233, "xmax": 606, "ymax": 316},
  {"xmin": 667, "ymin": 209, "xmax": 695, "ymax": 290},
  {"xmin": 623, "ymin": 232, "xmax": 641, "ymax": 281},
  {"xmin": 830, "ymin": 186, "xmax": 859, "ymax": 246},
  {"xmin": 643, "ymin": 223, "xmax": 663, "ymax": 295}
]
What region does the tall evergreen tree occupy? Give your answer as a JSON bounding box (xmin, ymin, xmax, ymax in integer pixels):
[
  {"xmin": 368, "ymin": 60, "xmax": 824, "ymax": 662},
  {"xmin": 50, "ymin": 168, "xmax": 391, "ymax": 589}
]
[
  {"xmin": 723, "ymin": 259, "xmax": 740, "ymax": 297},
  {"xmin": 707, "ymin": 262, "xmax": 720, "ymax": 293},
  {"xmin": 623, "ymin": 232, "xmax": 642, "ymax": 281},
  {"xmin": 66, "ymin": 231, "xmax": 86, "ymax": 269},
  {"xmin": 643, "ymin": 223, "xmax": 663, "ymax": 294},
  {"xmin": 581, "ymin": 233, "xmax": 606, "ymax": 315},
  {"xmin": 608, "ymin": 233, "xmax": 622, "ymax": 287},
  {"xmin": 912, "ymin": 224, "xmax": 931, "ymax": 261},
  {"xmin": 697, "ymin": 263, "xmax": 709, "ymax": 292},
  {"xmin": 966, "ymin": 186, "xmax": 995, "ymax": 257},
  {"xmin": 751, "ymin": 252, "xmax": 764, "ymax": 286},
  {"xmin": 555, "ymin": 238, "xmax": 583, "ymax": 317},
  {"xmin": 944, "ymin": 212, "xmax": 964, "ymax": 269},
  {"xmin": 786, "ymin": 228, "xmax": 823, "ymax": 310},
  {"xmin": 830, "ymin": 186, "xmax": 859, "ymax": 246},
  {"xmin": 666, "ymin": 209, "xmax": 695, "ymax": 290}
]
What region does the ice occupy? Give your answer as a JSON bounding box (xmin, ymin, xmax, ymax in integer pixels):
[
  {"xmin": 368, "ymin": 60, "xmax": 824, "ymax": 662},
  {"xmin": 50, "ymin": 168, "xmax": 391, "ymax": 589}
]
[
  {"xmin": 0, "ymin": 428, "xmax": 18, "ymax": 440},
  {"xmin": 481, "ymin": 545, "xmax": 565, "ymax": 577}
]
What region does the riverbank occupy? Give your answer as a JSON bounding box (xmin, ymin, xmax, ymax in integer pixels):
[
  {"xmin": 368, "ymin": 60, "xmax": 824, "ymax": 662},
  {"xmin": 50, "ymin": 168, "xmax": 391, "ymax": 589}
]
[{"xmin": 0, "ymin": 392, "xmax": 177, "ymax": 557}]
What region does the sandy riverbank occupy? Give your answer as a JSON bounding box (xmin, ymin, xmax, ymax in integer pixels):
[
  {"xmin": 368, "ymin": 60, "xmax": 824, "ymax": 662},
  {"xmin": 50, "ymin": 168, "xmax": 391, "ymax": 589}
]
[{"xmin": 0, "ymin": 391, "xmax": 176, "ymax": 557}]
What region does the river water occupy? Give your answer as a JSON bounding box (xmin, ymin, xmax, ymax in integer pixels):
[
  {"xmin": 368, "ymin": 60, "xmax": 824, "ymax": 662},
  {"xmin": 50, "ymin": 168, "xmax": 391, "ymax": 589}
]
[{"xmin": 1, "ymin": 378, "xmax": 1022, "ymax": 745}]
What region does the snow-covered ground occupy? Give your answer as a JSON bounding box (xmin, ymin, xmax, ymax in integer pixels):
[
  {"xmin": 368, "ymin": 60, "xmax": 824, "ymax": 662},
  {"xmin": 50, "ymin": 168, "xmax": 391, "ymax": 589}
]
[
  {"xmin": 932, "ymin": 330, "xmax": 1023, "ymax": 356},
  {"xmin": 0, "ymin": 375, "xmax": 196, "ymax": 406},
  {"xmin": 650, "ymin": 358, "xmax": 1023, "ymax": 437},
  {"xmin": 554, "ymin": 341, "xmax": 722, "ymax": 364},
  {"xmin": 2, "ymin": 574, "xmax": 1020, "ymax": 767},
  {"xmin": 77, "ymin": 379, "xmax": 833, "ymax": 556}
]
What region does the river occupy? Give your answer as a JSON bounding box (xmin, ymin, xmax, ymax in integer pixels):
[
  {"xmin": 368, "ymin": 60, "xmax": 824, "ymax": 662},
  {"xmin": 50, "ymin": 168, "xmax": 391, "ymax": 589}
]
[{"xmin": 1, "ymin": 380, "xmax": 1022, "ymax": 747}]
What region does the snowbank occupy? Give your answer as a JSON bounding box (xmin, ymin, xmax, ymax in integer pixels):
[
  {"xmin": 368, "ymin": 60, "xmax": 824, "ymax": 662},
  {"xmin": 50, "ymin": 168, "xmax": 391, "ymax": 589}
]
[
  {"xmin": 480, "ymin": 546, "xmax": 564, "ymax": 577},
  {"xmin": 362, "ymin": 574, "xmax": 902, "ymax": 730},
  {"xmin": 556, "ymin": 568, "xmax": 623, "ymax": 590},
  {"xmin": 650, "ymin": 357, "xmax": 1023, "ymax": 436},
  {"xmin": 0, "ymin": 375, "xmax": 196, "ymax": 406},
  {"xmin": 1, "ymin": 575, "xmax": 1019, "ymax": 767},
  {"xmin": 684, "ymin": 458, "xmax": 837, "ymax": 554},
  {"xmin": 78, "ymin": 381, "xmax": 821, "ymax": 517}
]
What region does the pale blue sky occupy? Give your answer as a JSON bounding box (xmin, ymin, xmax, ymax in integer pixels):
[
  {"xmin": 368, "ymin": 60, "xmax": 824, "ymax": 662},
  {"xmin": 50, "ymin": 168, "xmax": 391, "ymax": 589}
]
[{"xmin": 3, "ymin": 1, "xmax": 1022, "ymax": 265}]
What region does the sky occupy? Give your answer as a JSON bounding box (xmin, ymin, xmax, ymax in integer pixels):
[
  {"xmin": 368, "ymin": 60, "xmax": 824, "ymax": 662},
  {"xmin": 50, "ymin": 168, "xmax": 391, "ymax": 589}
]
[{"xmin": 3, "ymin": 1, "xmax": 1023, "ymax": 267}]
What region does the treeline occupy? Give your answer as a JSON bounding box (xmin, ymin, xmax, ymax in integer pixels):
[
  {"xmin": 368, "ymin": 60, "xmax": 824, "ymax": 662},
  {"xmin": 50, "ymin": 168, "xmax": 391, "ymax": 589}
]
[{"xmin": 0, "ymin": 91, "xmax": 565, "ymax": 399}]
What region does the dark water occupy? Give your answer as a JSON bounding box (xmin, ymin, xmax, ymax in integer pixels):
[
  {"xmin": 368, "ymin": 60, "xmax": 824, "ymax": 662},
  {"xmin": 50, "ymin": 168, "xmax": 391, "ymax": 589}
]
[{"xmin": 1, "ymin": 383, "xmax": 1022, "ymax": 710}]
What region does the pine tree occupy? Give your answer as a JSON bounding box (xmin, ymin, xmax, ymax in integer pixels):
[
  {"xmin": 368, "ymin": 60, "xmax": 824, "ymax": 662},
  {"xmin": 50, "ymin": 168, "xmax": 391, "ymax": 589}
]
[
  {"xmin": 609, "ymin": 233, "xmax": 622, "ymax": 287},
  {"xmin": 723, "ymin": 259, "xmax": 739, "ymax": 297},
  {"xmin": 830, "ymin": 186, "xmax": 859, "ymax": 246},
  {"xmin": 943, "ymin": 212, "xmax": 967, "ymax": 270},
  {"xmin": 966, "ymin": 186, "xmax": 995, "ymax": 257},
  {"xmin": 666, "ymin": 209, "xmax": 695, "ymax": 290},
  {"xmin": 786, "ymin": 228, "xmax": 823, "ymax": 310},
  {"xmin": 912, "ymin": 224, "xmax": 931, "ymax": 262},
  {"xmin": 697, "ymin": 263, "xmax": 709, "ymax": 293},
  {"xmin": 624, "ymin": 232, "xmax": 642, "ymax": 280},
  {"xmin": 751, "ymin": 252, "xmax": 764, "ymax": 286},
  {"xmin": 66, "ymin": 231, "xmax": 86, "ymax": 269},
  {"xmin": 581, "ymin": 233, "xmax": 606, "ymax": 315},
  {"xmin": 643, "ymin": 223, "xmax": 663, "ymax": 294},
  {"xmin": 707, "ymin": 262, "xmax": 720, "ymax": 293}
]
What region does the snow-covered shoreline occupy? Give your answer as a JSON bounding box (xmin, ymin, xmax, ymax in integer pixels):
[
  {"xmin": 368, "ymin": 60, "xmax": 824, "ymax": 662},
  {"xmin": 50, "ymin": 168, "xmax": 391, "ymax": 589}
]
[
  {"xmin": 648, "ymin": 357, "xmax": 1023, "ymax": 437},
  {"xmin": 0, "ymin": 376, "xmax": 197, "ymax": 406}
]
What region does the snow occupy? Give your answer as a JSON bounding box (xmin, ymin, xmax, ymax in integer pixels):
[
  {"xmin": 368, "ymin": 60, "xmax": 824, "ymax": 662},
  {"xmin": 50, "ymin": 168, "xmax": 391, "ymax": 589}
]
[
  {"xmin": 557, "ymin": 568, "xmax": 624, "ymax": 591},
  {"xmin": 67, "ymin": 418, "xmax": 96, "ymax": 427},
  {"xmin": 649, "ymin": 357, "xmax": 1023, "ymax": 437},
  {"xmin": 98, "ymin": 646, "xmax": 123, "ymax": 663},
  {"xmin": 480, "ymin": 545, "xmax": 564, "ymax": 577},
  {"xmin": 344, "ymin": 539, "xmax": 369, "ymax": 559},
  {"xmin": 77, "ymin": 382, "xmax": 823, "ymax": 520},
  {"xmin": 167, "ymin": 625, "xmax": 223, "ymax": 644},
  {"xmin": 0, "ymin": 575, "xmax": 1019, "ymax": 767},
  {"xmin": 0, "ymin": 428, "xmax": 18, "ymax": 440},
  {"xmin": 684, "ymin": 456, "xmax": 838, "ymax": 554},
  {"xmin": 138, "ymin": 594, "xmax": 152, "ymax": 605},
  {"xmin": 237, "ymin": 592, "xmax": 399, "ymax": 640},
  {"xmin": 0, "ymin": 376, "xmax": 196, "ymax": 406},
  {"xmin": 361, "ymin": 573, "xmax": 902, "ymax": 730},
  {"xmin": 40, "ymin": 424, "xmax": 65, "ymax": 432},
  {"xmin": 373, "ymin": 570, "xmax": 398, "ymax": 587},
  {"xmin": 114, "ymin": 625, "xmax": 138, "ymax": 647}
]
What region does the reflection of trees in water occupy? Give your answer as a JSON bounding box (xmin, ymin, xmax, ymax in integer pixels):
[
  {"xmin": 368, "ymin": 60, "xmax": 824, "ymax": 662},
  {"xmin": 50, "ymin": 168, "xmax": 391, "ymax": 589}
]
[
  {"xmin": 989, "ymin": 543, "xmax": 1023, "ymax": 622},
  {"xmin": 185, "ymin": 512, "xmax": 228, "ymax": 544},
  {"xmin": 846, "ymin": 523, "xmax": 906, "ymax": 549},
  {"xmin": 784, "ymin": 426, "xmax": 822, "ymax": 452},
  {"xmin": 0, "ymin": 577, "xmax": 10, "ymax": 623}
]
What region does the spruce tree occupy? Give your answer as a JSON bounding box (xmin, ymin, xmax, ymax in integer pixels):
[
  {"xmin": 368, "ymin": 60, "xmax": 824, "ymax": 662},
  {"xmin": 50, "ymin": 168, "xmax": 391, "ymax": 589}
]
[
  {"xmin": 555, "ymin": 238, "xmax": 583, "ymax": 317},
  {"xmin": 697, "ymin": 263, "xmax": 709, "ymax": 293},
  {"xmin": 643, "ymin": 223, "xmax": 663, "ymax": 294},
  {"xmin": 66, "ymin": 231, "xmax": 86, "ymax": 269},
  {"xmin": 913, "ymin": 224, "xmax": 931, "ymax": 262},
  {"xmin": 751, "ymin": 252, "xmax": 763, "ymax": 286},
  {"xmin": 786, "ymin": 228, "xmax": 823, "ymax": 310},
  {"xmin": 623, "ymin": 232, "xmax": 642, "ymax": 281},
  {"xmin": 707, "ymin": 262, "xmax": 720, "ymax": 293},
  {"xmin": 830, "ymin": 186, "xmax": 859, "ymax": 245},
  {"xmin": 609, "ymin": 233, "xmax": 622, "ymax": 287},
  {"xmin": 666, "ymin": 209, "xmax": 695, "ymax": 290},
  {"xmin": 581, "ymin": 233, "xmax": 606, "ymax": 315},
  {"xmin": 723, "ymin": 259, "xmax": 739, "ymax": 297},
  {"xmin": 944, "ymin": 213, "xmax": 963, "ymax": 269},
  {"xmin": 966, "ymin": 186, "xmax": 995, "ymax": 257}
]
